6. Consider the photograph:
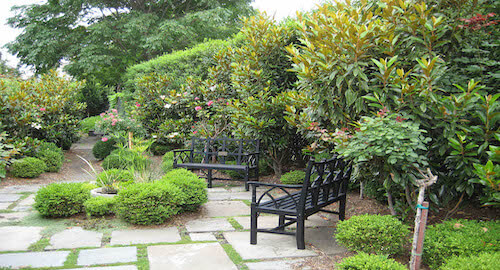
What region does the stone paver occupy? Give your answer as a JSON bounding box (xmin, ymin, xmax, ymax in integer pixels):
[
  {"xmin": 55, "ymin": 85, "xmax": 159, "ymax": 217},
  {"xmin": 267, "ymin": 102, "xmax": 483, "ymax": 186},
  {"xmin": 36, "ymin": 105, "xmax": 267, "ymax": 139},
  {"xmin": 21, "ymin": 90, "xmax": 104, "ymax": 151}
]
[
  {"xmin": 0, "ymin": 194, "xmax": 22, "ymax": 202},
  {"xmin": 78, "ymin": 247, "xmax": 137, "ymax": 266},
  {"xmin": 0, "ymin": 251, "xmax": 70, "ymax": 269},
  {"xmin": 148, "ymin": 243, "xmax": 237, "ymax": 270},
  {"xmin": 246, "ymin": 259, "xmax": 306, "ymax": 270},
  {"xmin": 233, "ymin": 216, "xmax": 278, "ymax": 230},
  {"xmin": 110, "ymin": 228, "xmax": 181, "ymax": 245},
  {"xmin": 189, "ymin": 232, "xmax": 217, "ymax": 241},
  {"xmin": 0, "ymin": 202, "xmax": 11, "ymax": 210},
  {"xmin": 66, "ymin": 266, "xmax": 137, "ymax": 270},
  {"xmin": 0, "ymin": 185, "xmax": 41, "ymax": 194},
  {"xmin": 233, "ymin": 213, "xmax": 337, "ymax": 230},
  {"xmin": 206, "ymin": 187, "xmax": 229, "ymax": 193},
  {"xmin": 0, "ymin": 226, "xmax": 43, "ymax": 251},
  {"xmin": 185, "ymin": 218, "xmax": 235, "ymax": 232},
  {"xmin": 0, "ymin": 212, "xmax": 30, "ymax": 223},
  {"xmin": 47, "ymin": 227, "xmax": 103, "ymax": 249},
  {"xmin": 207, "ymin": 192, "xmax": 232, "ymax": 201},
  {"xmin": 16, "ymin": 194, "xmax": 35, "ymax": 206},
  {"xmin": 223, "ymin": 231, "xmax": 317, "ymax": 260},
  {"xmin": 305, "ymin": 227, "xmax": 347, "ymax": 255},
  {"xmin": 201, "ymin": 201, "xmax": 250, "ymax": 217}
]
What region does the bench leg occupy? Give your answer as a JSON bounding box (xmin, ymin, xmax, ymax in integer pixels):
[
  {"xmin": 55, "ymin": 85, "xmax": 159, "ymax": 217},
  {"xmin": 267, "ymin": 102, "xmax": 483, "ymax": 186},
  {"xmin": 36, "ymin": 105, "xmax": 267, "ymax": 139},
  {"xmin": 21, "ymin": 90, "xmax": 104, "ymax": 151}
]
[
  {"xmin": 279, "ymin": 215, "xmax": 285, "ymax": 230},
  {"xmin": 244, "ymin": 170, "xmax": 249, "ymax": 191},
  {"xmin": 339, "ymin": 197, "xmax": 346, "ymax": 221},
  {"xmin": 296, "ymin": 215, "xmax": 306, "ymax": 250},
  {"xmin": 207, "ymin": 169, "xmax": 212, "ymax": 188},
  {"xmin": 250, "ymin": 206, "xmax": 258, "ymax": 245}
]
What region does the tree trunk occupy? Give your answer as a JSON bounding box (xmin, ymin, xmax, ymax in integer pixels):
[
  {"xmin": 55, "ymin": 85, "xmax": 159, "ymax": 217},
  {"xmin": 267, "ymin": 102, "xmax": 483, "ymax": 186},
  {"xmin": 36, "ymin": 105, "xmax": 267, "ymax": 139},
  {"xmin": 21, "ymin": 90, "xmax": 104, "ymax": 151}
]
[
  {"xmin": 360, "ymin": 180, "xmax": 365, "ymax": 199},
  {"xmin": 386, "ymin": 188, "xmax": 397, "ymax": 216}
]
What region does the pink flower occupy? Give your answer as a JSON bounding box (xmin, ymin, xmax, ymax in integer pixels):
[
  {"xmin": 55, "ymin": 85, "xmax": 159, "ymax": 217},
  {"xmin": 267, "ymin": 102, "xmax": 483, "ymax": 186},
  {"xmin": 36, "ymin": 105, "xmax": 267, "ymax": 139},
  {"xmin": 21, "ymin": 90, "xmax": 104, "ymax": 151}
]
[
  {"xmin": 100, "ymin": 113, "xmax": 105, "ymax": 117},
  {"xmin": 195, "ymin": 106, "xmax": 202, "ymax": 111},
  {"xmin": 135, "ymin": 102, "xmax": 141, "ymax": 107},
  {"xmin": 195, "ymin": 97, "xmax": 200, "ymax": 100},
  {"xmin": 183, "ymin": 92, "xmax": 188, "ymax": 95},
  {"xmin": 112, "ymin": 109, "xmax": 118, "ymax": 113},
  {"xmin": 193, "ymin": 131, "xmax": 198, "ymax": 134},
  {"xmin": 101, "ymin": 137, "xmax": 108, "ymax": 142},
  {"xmin": 39, "ymin": 107, "xmax": 46, "ymax": 112},
  {"xmin": 111, "ymin": 122, "xmax": 116, "ymax": 126},
  {"xmin": 226, "ymin": 102, "xmax": 230, "ymax": 105},
  {"xmin": 103, "ymin": 118, "xmax": 108, "ymax": 121},
  {"xmin": 207, "ymin": 100, "xmax": 214, "ymax": 106}
]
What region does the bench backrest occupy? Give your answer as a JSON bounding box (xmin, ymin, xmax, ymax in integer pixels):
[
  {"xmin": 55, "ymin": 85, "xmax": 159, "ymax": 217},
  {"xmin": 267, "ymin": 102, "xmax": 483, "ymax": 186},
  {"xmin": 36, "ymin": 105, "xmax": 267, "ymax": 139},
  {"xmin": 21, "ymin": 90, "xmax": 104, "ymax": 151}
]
[
  {"xmin": 190, "ymin": 137, "xmax": 259, "ymax": 165},
  {"xmin": 298, "ymin": 155, "xmax": 351, "ymax": 212}
]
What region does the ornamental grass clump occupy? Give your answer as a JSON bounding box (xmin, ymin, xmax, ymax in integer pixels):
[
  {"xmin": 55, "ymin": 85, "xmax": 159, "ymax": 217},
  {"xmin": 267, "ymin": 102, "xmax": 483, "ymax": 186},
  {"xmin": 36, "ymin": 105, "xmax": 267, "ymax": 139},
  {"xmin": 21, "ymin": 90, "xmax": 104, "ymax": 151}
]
[
  {"xmin": 161, "ymin": 168, "xmax": 207, "ymax": 212},
  {"xmin": 34, "ymin": 182, "xmax": 93, "ymax": 217},
  {"xmin": 10, "ymin": 157, "xmax": 47, "ymax": 178},
  {"xmin": 424, "ymin": 219, "xmax": 500, "ymax": 269},
  {"xmin": 336, "ymin": 214, "xmax": 409, "ymax": 255}
]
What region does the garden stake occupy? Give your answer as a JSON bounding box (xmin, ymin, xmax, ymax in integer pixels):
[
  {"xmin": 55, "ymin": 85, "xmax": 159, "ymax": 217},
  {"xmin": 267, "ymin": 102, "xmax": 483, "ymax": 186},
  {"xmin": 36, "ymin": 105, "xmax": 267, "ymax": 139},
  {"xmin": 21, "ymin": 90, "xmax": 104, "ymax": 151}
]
[
  {"xmin": 128, "ymin": 131, "xmax": 133, "ymax": 149},
  {"xmin": 410, "ymin": 168, "xmax": 437, "ymax": 270}
]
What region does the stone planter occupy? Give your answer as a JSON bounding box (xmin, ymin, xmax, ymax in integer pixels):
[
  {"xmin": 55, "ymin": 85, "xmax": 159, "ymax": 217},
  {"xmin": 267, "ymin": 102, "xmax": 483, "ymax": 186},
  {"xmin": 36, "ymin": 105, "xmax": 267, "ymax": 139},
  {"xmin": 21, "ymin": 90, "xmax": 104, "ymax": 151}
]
[{"xmin": 90, "ymin": 187, "xmax": 117, "ymax": 198}]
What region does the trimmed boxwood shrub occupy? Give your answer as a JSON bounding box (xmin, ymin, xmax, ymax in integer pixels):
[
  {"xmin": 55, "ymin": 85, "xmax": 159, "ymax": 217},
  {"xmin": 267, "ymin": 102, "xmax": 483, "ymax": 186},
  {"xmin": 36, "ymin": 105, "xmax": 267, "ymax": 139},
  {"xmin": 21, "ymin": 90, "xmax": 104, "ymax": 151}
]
[
  {"xmin": 39, "ymin": 141, "xmax": 64, "ymax": 157},
  {"xmin": 34, "ymin": 182, "xmax": 93, "ymax": 217},
  {"xmin": 280, "ymin": 170, "xmax": 306, "ymax": 185},
  {"xmin": 424, "ymin": 219, "xmax": 500, "ymax": 269},
  {"xmin": 439, "ymin": 252, "xmax": 500, "ymax": 270},
  {"xmin": 114, "ymin": 181, "xmax": 186, "ymax": 225},
  {"xmin": 102, "ymin": 148, "xmax": 150, "ymax": 170},
  {"xmin": 161, "ymin": 168, "xmax": 207, "ymax": 212},
  {"xmin": 161, "ymin": 151, "xmax": 174, "ymax": 173},
  {"xmin": 84, "ymin": 196, "xmax": 116, "ymax": 217},
  {"xmin": 10, "ymin": 157, "xmax": 47, "ymax": 178},
  {"xmin": 336, "ymin": 214, "xmax": 409, "ymax": 255},
  {"xmin": 36, "ymin": 149, "xmax": 63, "ymax": 172},
  {"xmin": 337, "ymin": 253, "xmax": 406, "ymax": 270},
  {"xmin": 92, "ymin": 138, "xmax": 116, "ymax": 160}
]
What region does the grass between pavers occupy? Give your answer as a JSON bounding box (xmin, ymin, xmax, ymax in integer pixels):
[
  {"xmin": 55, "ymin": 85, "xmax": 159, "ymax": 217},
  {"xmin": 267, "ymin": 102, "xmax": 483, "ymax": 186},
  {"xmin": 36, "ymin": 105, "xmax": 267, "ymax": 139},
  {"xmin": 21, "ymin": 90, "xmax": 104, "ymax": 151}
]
[
  {"xmin": 221, "ymin": 243, "xmax": 250, "ymax": 270},
  {"xmin": 227, "ymin": 217, "xmax": 244, "ymax": 230},
  {"xmin": 63, "ymin": 249, "xmax": 79, "ymax": 267},
  {"xmin": 136, "ymin": 245, "xmax": 149, "ymax": 270},
  {"xmin": 5, "ymin": 192, "xmax": 31, "ymax": 211}
]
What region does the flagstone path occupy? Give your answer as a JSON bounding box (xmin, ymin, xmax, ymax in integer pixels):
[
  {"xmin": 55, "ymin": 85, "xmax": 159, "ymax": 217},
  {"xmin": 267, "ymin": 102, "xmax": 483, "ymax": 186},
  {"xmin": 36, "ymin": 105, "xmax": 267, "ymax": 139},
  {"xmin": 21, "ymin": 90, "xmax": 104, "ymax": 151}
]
[{"xmin": 0, "ymin": 137, "xmax": 347, "ymax": 270}]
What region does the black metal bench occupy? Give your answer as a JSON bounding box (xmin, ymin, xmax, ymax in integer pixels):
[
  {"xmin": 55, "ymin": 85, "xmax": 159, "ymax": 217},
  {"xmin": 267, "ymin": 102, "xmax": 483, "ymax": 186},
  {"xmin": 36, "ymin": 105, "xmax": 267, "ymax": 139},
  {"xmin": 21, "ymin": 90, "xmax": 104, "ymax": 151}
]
[
  {"xmin": 173, "ymin": 137, "xmax": 260, "ymax": 191},
  {"xmin": 249, "ymin": 155, "xmax": 351, "ymax": 249}
]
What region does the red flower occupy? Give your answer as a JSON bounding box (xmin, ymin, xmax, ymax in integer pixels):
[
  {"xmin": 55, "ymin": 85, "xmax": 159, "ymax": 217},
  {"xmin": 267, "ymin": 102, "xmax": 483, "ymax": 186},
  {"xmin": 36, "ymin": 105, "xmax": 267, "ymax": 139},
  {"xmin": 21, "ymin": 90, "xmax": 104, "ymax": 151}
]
[{"xmin": 39, "ymin": 107, "xmax": 46, "ymax": 112}]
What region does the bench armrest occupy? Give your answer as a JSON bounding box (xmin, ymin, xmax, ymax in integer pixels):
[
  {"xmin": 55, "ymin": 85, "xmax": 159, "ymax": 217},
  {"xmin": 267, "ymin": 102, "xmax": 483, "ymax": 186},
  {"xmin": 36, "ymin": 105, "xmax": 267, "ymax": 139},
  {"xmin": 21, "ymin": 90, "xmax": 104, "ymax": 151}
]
[{"xmin": 249, "ymin": 181, "xmax": 303, "ymax": 207}]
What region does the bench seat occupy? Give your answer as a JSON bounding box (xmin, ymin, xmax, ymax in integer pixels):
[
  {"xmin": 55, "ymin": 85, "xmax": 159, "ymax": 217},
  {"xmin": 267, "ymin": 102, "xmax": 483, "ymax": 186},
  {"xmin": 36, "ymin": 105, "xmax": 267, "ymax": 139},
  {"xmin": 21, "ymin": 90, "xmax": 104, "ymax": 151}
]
[
  {"xmin": 250, "ymin": 156, "xmax": 351, "ymax": 249},
  {"xmin": 175, "ymin": 163, "xmax": 247, "ymax": 171}
]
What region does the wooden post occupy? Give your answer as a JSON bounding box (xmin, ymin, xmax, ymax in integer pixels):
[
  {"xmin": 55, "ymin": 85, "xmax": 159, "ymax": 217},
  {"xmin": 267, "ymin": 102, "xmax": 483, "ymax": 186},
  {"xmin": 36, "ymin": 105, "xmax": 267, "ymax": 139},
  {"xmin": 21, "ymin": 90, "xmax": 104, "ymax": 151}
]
[
  {"xmin": 128, "ymin": 131, "xmax": 133, "ymax": 149},
  {"xmin": 413, "ymin": 201, "xmax": 429, "ymax": 270}
]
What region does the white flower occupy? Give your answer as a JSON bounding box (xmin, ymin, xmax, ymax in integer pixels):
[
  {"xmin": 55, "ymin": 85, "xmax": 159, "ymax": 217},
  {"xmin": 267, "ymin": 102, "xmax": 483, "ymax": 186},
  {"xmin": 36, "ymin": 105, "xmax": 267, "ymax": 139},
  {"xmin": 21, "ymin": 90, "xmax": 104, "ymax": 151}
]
[
  {"xmin": 30, "ymin": 123, "xmax": 42, "ymax": 129},
  {"xmin": 164, "ymin": 104, "xmax": 172, "ymax": 109},
  {"xmin": 152, "ymin": 135, "xmax": 158, "ymax": 139},
  {"xmin": 209, "ymin": 85, "xmax": 217, "ymax": 91},
  {"xmin": 160, "ymin": 95, "xmax": 166, "ymax": 99},
  {"xmin": 166, "ymin": 132, "xmax": 179, "ymax": 138}
]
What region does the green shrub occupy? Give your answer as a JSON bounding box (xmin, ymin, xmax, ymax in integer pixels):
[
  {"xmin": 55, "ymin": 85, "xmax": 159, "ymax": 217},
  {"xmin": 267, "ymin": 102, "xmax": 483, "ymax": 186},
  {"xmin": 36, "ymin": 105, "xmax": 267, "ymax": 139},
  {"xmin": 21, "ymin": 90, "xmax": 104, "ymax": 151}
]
[
  {"xmin": 84, "ymin": 196, "xmax": 115, "ymax": 217},
  {"xmin": 96, "ymin": 169, "xmax": 134, "ymax": 193},
  {"xmin": 280, "ymin": 170, "xmax": 306, "ymax": 185},
  {"xmin": 439, "ymin": 252, "xmax": 500, "ymax": 270},
  {"xmin": 336, "ymin": 214, "xmax": 409, "ymax": 255},
  {"xmin": 80, "ymin": 116, "xmax": 100, "ymax": 133},
  {"xmin": 424, "ymin": 219, "xmax": 500, "ymax": 269},
  {"xmin": 161, "ymin": 168, "xmax": 207, "ymax": 212},
  {"xmin": 92, "ymin": 138, "xmax": 116, "ymax": 160},
  {"xmin": 34, "ymin": 182, "xmax": 93, "ymax": 217},
  {"xmin": 161, "ymin": 151, "xmax": 174, "ymax": 173},
  {"xmin": 114, "ymin": 181, "xmax": 186, "ymax": 225},
  {"xmin": 39, "ymin": 141, "xmax": 64, "ymax": 157},
  {"xmin": 10, "ymin": 157, "xmax": 47, "ymax": 178},
  {"xmin": 102, "ymin": 148, "xmax": 150, "ymax": 170},
  {"xmin": 224, "ymin": 158, "xmax": 272, "ymax": 179},
  {"xmin": 36, "ymin": 149, "xmax": 63, "ymax": 172},
  {"xmin": 150, "ymin": 142, "xmax": 178, "ymax": 156},
  {"xmin": 337, "ymin": 253, "xmax": 407, "ymax": 270}
]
